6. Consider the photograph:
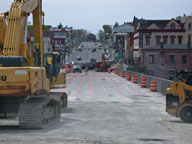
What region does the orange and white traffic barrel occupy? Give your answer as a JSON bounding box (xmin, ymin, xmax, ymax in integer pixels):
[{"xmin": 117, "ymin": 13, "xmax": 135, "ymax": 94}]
[
  {"xmin": 141, "ymin": 77, "xmax": 146, "ymax": 88},
  {"xmin": 118, "ymin": 70, "xmax": 121, "ymax": 76},
  {"xmin": 66, "ymin": 68, "xmax": 69, "ymax": 74},
  {"xmin": 69, "ymin": 67, "xmax": 72, "ymax": 73},
  {"xmin": 108, "ymin": 68, "xmax": 111, "ymax": 73},
  {"xmin": 127, "ymin": 73, "xmax": 131, "ymax": 81},
  {"xmin": 133, "ymin": 75, "xmax": 137, "ymax": 83},
  {"xmin": 121, "ymin": 71, "xmax": 125, "ymax": 78},
  {"xmin": 150, "ymin": 80, "xmax": 157, "ymax": 92}
]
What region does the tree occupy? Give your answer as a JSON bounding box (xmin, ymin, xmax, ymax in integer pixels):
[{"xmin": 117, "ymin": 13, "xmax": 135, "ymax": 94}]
[
  {"xmin": 103, "ymin": 25, "xmax": 112, "ymax": 34},
  {"xmin": 98, "ymin": 30, "xmax": 105, "ymax": 42},
  {"xmin": 113, "ymin": 22, "xmax": 119, "ymax": 28},
  {"xmin": 103, "ymin": 25, "xmax": 112, "ymax": 42},
  {"xmin": 58, "ymin": 23, "xmax": 63, "ymax": 29}
]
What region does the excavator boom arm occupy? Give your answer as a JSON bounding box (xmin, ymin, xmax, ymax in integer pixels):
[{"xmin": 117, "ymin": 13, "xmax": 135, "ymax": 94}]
[{"xmin": 1, "ymin": 0, "xmax": 44, "ymax": 66}]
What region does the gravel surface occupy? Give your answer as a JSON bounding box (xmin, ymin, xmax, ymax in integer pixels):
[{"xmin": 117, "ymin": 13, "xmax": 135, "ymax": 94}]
[{"xmin": 0, "ymin": 72, "xmax": 192, "ymax": 144}]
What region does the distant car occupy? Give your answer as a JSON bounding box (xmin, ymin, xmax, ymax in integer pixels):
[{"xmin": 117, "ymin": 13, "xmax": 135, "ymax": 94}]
[
  {"xmin": 78, "ymin": 48, "xmax": 82, "ymax": 52},
  {"xmin": 76, "ymin": 56, "xmax": 82, "ymax": 61},
  {"xmin": 73, "ymin": 65, "xmax": 82, "ymax": 73},
  {"xmin": 91, "ymin": 48, "xmax": 96, "ymax": 52},
  {"xmin": 81, "ymin": 64, "xmax": 86, "ymax": 69},
  {"xmin": 65, "ymin": 61, "xmax": 71, "ymax": 65},
  {"xmin": 88, "ymin": 64, "xmax": 94, "ymax": 70}
]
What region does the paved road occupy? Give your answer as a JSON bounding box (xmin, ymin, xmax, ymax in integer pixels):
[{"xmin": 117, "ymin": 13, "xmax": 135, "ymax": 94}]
[
  {"xmin": 70, "ymin": 42, "xmax": 102, "ymax": 64},
  {"xmin": 0, "ymin": 71, "xmax": 192, "ymax": 144}
]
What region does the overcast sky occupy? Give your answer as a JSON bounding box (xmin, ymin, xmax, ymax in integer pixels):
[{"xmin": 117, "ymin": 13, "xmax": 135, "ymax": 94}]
[{"xmin": 0, "ymin": 0, "xmax": 192, "ymax": 34}]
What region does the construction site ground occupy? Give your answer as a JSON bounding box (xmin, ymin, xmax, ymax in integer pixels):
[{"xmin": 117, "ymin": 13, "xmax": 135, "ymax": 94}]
[{"xmin": 0, "ymin": 71, "xmax": 192, "ymax": 144}]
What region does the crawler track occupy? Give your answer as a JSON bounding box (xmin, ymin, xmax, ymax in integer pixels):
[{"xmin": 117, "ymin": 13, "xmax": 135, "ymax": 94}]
[{"xmin": 19, "ymin": 97, "xmax": 61, "ymax": 129}]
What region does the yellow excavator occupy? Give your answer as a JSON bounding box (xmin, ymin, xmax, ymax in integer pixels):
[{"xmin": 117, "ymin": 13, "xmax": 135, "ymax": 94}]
[
  {"xmin": 166, "ymin": 70, "xmax": 192, "ymax": 123},
  {"xmin": 0, "ymin": 0, "xmax": 67, "ymax": 129},
  {"xmin": 96, "ymin": 53, "xmax": 109, "ymax": 72}
]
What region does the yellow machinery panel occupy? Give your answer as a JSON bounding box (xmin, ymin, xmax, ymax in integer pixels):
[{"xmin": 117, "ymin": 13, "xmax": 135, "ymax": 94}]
[
  {"xmin": 51, "ymin": 70, "xmax": 66, "ymax": 89},
  {"xmin": 0, "ymin": 13, "xmax": 5, "ymax": 54},
  {"xmin": 0, "ymin": 67, "xmax": 50, "ymax": 97}
]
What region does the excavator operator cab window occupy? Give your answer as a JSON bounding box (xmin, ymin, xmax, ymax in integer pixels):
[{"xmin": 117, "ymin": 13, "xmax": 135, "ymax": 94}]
[{"xmin": 53, "ymin": 54, "xmax": 60, "ymax": 78}]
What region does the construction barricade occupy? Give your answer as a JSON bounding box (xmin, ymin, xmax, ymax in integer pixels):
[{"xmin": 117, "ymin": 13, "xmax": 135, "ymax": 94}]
[
  {"xmin": 150, "ymin": 80, "xmax": 157, "ymax": 92},
  {"xmin": 69, "ymin": 67, "xmax": 72, "ymax": 73},
  {"xmin": 141, "ymin": 77, "xmax": 146, "ymax": 88},
  {"xmin": 121, "ymin": 71, "xmax": 125, "ymax": 78},
  {"xmin": 132, "ymin": 75, "xmax": 137, "ymax": 83},
  {"xmin": 127, "ymin": 73, "xmax": 131, "ymax": 81},
  {"xmin": 118, "ymin": 70, "xmax": 121, "ymax": 76}
]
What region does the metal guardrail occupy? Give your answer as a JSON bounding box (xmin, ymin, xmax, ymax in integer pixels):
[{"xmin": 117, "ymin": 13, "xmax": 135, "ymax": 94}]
[{"xmin": 114, "ymin": 69, "xmax": 172, "ymax": 96}]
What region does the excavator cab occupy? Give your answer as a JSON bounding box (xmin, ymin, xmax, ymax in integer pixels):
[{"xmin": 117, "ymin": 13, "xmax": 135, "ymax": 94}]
[
  {"xmin": 44, "ymin": 52, "xmax": 66, "ymax": 89},
  {"xmin": 44, "ymin": 52, "xmax": 60, "ymax": 84}
]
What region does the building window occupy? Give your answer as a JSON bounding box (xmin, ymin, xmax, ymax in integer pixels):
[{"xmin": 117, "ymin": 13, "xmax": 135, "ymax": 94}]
[
  {"xmin": 163, "ymin": 36, "xmax": 168, "ymax": 44},
  {"xmin": 148, "ymin": 70, "xmax": 154, "ymax": 76},
  {"xmin": 146, "ymin": 36, "xmax": 150, "ymax": 46},
  {"xmin": 156, "ymin": 36, "xmax": 161, "ymax": 45},
  {"xmin": 170, "ymin": 55, "xmax": 175, "ymax": 64},
  {"xmin": 178, "ymin": 36, "xmax": 183, "ymax": 44},
  {"xmin": 149, "ymin": 55, "xmax": 154, "ymax": 64},
  {"xmin": 189, "ymin": 23, "xmax": 191, "ymax": 30},
  {"xmin": 170, "ymin": 23, "xmax": 176, "ymax": 29},
  {"xmin": 188, "ymin": 34, "xmax": 191, "ymax": 43},
  {"xmin": 170, "ymin": 36, "xmax": 175, "ymax": 44},
  {"xmin": 182, "ymin": 55, "xmax": 187, "ymax": 64}
]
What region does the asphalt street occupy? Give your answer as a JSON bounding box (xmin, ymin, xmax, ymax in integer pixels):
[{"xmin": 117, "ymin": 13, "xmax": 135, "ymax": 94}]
[
  {"xmin": 0, "ymin": 71, "xmax": 192, "ymax": 144},
  {"xmin": 70, "ymin": 42, "xmax": 102, "ymax": 64}
]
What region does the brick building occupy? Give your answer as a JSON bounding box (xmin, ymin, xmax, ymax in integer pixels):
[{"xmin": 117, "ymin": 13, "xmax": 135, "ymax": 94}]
[
  {"xmin": 112, "ymin": 23, "xmax": 134, "ymax": 64},
  {"xmin": 141, "ymin": 45, "xmax": 192, "ymax": 80},
  {"xmin": 30, "ymin": 26, "xmax": 73, "ymax": 64},
  {"xmin": 132, "ymin": 16, "xmax": 192, "ymax": 79}
]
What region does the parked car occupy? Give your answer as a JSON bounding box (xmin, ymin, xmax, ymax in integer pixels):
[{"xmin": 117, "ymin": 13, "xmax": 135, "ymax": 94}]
[
  {"xmin": 73, "ymin": 65, "xmax": 82, "ymax": 73},
  {"xmin": 76, "ymin": 55, "xmax": 82, "ymax": 61},
  {"xmin": 91, "ymin": 48, "xmax": 96, "ymax": 52}
]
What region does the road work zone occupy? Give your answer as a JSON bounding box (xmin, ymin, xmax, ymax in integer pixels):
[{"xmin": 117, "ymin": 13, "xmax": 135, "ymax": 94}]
[{"xmin": 1, "ymin": 71, "xmax": 192, "ymax": 144}]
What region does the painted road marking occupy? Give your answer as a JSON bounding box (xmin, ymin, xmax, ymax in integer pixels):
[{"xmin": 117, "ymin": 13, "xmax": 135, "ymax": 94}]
[
  {"xmin": 112, "ymin": 73, "xmax": 165, "ymax": 104},
  {"xmin": 102, "ymin": 73, "xmax": 133, "ymax": 103},
  {"xmin": 66, "ymin": 74, "xmax": 79, "ymax": 88},
  {"xmin": 89, "ymin": 73, "xmax": 93, "ymax": 102},
  {"xmin": 96, "ymin": 73, "xmax": 109, "ymax": 102},
  {"xmin": 111, "ymin": 75, "xmax": 148, "ymax": 102},
  {"xmin": 71, "ymin": 75, "xmax": 86, "ymax": 98}
]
